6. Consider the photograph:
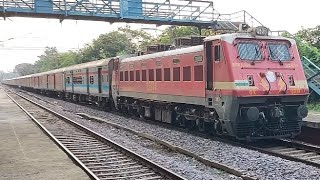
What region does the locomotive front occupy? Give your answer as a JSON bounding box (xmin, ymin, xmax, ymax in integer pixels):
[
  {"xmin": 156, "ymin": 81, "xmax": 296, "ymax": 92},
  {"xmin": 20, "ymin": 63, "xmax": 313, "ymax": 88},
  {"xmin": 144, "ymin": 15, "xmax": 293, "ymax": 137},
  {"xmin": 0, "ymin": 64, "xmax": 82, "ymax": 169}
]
[{"xmin": 206, "ymin": 27, "xmax": 309, "ymax": 140}]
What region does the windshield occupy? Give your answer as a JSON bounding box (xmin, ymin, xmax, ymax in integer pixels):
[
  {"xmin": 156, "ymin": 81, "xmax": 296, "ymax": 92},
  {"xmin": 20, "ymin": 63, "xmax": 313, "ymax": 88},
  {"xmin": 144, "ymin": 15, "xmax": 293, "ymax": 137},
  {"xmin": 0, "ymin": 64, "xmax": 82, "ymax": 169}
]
[
  {"xmin": 237, "ymin": 42, "xmax": 262, "ymax": 61},
  {"xmin": 268, "ymin": 43, "xmax": 290, "ymax": 61}
]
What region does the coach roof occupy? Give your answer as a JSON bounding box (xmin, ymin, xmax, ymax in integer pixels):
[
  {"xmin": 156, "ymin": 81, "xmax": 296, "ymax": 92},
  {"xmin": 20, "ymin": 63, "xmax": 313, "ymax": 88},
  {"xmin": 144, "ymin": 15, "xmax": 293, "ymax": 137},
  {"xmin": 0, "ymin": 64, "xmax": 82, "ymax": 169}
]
[
  {"xmin": 31, "ymin": 58, "xmax": 111, "ymax": 77},
  {"xmin": 121, "ymin": 45, "xmax": 203, "ymax": 63}
]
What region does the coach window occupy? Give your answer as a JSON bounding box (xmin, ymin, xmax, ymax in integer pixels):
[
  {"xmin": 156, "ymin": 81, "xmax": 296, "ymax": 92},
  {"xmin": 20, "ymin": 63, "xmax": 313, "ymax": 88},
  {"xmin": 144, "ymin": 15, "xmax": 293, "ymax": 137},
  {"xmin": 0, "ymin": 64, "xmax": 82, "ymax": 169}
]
[
  {"xmin": 149, "ymin": 69, "xmax": 154, "ymax": 81},
  {"xmin": 90, "ymin": 76, "xmax": 94, "ymax": 84},
  {"xmin": 164, "ymin": 68, "xmax": 170, "ymax": 81},
  {"xmin": 66, "ymin": 77, "xmax": 70, "ymax": 84},
  {"xmin": 156, "ymin": 69, "xmax": 162, "ymax": 81},
  {"xmin": 214, "ymin": 45, "xmax": 221, "ymax": 61},
  {"xmin": 120, "ymin": 71, "xmax": 124, "ymax": 81},
  {"xmin": 173, "ymin": 67, "xmax": 180, "ymax": 81},
  {"xmin": 142, "ymin": 70, "xmax": 147, "ymax": 81},
  {"xmin": 183, "ymin": 66, "xmax": 191, "ymax": 81},
  {"xmin": 194, "ymin": 65, "xmax": 203, "ymax": 81},
  {"xmin": 130, "ymin": 71, "xmax": 134, "ymax": 81},
  {"xmin": 136, "ymin": 70, "xmax": 140, "ymax": 81},
  {"xmin": 125, "ymin": 71, "xmax": 129, "ymax": 81}
]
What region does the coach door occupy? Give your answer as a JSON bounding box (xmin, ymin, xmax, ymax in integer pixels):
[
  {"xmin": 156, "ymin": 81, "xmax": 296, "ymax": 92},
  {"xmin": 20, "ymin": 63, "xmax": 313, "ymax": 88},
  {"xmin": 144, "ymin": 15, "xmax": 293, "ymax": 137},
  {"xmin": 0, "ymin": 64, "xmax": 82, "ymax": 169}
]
[
  {"xmin": 86, "ymin": 69, "xmax": 89, "ymax": 94},
  {"xmin": 205, "ymin": 40, "xmax": 223, "ymax": 107},
  {"xmin": 53, "ymin": 74, "xmax": 56, "ymax": 90},
  {"xmin": 205, "ymin": 41, "xmax": 213, "ymax": 90},
  {"xmin": 111, "ymin": 58, "xmax": 119, "ymax": 108},
  {"xmin": 98, "ymin": 67, "xmax": 102, "ymax": 94}
]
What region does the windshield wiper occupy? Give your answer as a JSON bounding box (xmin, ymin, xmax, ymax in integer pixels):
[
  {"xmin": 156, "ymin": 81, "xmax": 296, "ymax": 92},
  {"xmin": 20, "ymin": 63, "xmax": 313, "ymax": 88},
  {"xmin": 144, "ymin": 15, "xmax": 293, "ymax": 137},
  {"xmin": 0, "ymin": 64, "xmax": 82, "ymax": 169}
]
[
  {"xmin": 250, "ymin": 46, "xmax": 261, "ymax": 65},
  {"xmin": 278, "ymin": 59, "xmax": 284, "ymax": 65}
]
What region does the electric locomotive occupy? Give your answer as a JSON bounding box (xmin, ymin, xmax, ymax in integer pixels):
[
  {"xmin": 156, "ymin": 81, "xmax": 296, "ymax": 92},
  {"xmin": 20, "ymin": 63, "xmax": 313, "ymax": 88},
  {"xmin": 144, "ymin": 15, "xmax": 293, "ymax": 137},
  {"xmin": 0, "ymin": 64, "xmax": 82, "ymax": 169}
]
[{"xmin": 115, "ymin": 26, "xmax": 309, "ymax": 140}]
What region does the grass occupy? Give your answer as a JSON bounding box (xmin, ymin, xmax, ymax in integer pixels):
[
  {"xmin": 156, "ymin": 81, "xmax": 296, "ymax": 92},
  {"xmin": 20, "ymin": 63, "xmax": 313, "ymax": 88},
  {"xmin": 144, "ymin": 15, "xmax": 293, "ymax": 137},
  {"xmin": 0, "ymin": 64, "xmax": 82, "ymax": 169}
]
[{"xmin": 307, "ymin": 103, "xmax": 320, "ymax": 112}]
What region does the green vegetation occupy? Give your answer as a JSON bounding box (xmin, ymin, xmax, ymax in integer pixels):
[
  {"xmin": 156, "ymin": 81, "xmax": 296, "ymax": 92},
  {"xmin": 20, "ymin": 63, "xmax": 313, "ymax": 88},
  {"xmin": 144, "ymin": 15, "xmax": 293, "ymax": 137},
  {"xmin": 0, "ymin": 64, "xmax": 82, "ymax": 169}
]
[{"xmin": 307, "ymin": 103, "xmax": 320, "ymax": 112}]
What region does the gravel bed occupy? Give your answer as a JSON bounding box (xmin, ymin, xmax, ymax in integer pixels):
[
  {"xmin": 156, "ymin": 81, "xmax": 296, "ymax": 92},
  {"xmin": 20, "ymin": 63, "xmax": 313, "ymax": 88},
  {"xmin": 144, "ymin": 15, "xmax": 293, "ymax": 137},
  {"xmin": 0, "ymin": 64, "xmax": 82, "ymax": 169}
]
[
  {"xmin": 13, "ymin": 90, "xmax": 240, "ymax": 180},
  {"xmin": 18, "ymin": 89, "xmax": 320, "ymax": 180}
]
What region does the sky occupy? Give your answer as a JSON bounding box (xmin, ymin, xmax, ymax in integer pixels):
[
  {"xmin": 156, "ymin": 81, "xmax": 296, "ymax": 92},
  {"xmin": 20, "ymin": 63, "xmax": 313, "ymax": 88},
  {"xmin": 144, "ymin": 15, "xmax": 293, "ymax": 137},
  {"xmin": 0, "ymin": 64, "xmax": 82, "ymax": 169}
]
[{"xmin": 0, "ymin": 0, "xmax": 319, "ymax": 72}]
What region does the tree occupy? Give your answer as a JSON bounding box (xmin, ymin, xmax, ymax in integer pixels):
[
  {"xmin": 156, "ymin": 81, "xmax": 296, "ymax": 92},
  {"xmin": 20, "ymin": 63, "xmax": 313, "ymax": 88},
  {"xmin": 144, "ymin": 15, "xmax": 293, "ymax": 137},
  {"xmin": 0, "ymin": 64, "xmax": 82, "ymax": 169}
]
[
  {"xmin": 14, "ymin": 63, "xmax": 34, "ymax": 76},
  {"xmin": 156, "ymin": 26, "xmax": 214, "ymax": 45},
  {"xmin": 34, "ymin": 47, "xmax": 59, "ymax": 72},
  {"xmin": 77, "ymin": 28, "xmax": 152, "ymax": 63},
  {"xmin": 58, "ymin": 51, "xmax": 79, "ymax": 67},
  {"xmin": 295, "ymin": 25, "xmax": 320, "ymax": 50},
  {"xmin": 157, "ymin": 26, "xmax": 200, "ymax": 44},
  {"xmin": 282, "ymin": 30, "xmax": 320, "ymax": 66}
]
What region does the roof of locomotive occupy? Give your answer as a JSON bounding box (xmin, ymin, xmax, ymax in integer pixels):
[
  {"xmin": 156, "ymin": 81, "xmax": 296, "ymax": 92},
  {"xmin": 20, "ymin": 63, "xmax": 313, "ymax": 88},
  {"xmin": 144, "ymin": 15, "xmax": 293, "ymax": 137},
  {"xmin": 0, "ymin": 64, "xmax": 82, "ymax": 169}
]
[
  {"xmin": 204, "ymin": 32, "xmax": 296, "ymax": 45},
  {"xmin": 31, "ymin": 58, "xmax": 111, "ymax": 77},
  {"xmin": 121, "ymin": 45, "xmax": 203, "ymax": 63}
]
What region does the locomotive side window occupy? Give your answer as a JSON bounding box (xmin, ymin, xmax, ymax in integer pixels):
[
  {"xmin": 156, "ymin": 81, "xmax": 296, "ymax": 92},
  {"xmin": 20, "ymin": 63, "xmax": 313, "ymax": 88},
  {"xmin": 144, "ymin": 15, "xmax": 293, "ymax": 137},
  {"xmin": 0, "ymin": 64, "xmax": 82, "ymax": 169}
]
[
  {"xmin": 237, "ymin": 42, "xmax": 262, "ymax": 60},
  {"xmin": 164, "ymin": 68, "xmax": 170, "ymax": 81},
  {"xmin": 173, "ymin": 67, "xmax": 180, "ymax": 81},
  {"xmin": 142, "ymin": 70, "xmax": 147, "ymax": 81},
  {"xmin": 183, "ymin": 66, "xmax": 191, "ymax": 81},
  {"xmin": 125, "ymin": 71, "xmax": 128, "ymax": 81},
  {"xmin": 149, "ymin": 69, "xmax": 154, "ymax": 81},
  {"xmin": 194, "ymin": 65, "xmax": 203, "ymax": 81},
  {"xmin": 156, "ymin": 69, "xmax": 162, "ymax": 81},
  {"xmin": 120, "ymin": 71, "xmax": 124, "ymax": 81},
  {"xmin": 268, "ymin": 43, "xmax": 290, "ymax": 61},
  {"xmin": 214, "ymin": 45, "xmax": 221, "ymax": 61},
  {"xmin": 130, "ymin": 71, "xmax": 134, "ymax": 81},
  {"xmin": 136, "ymin": 70, "xmax": 140, "ymax": 81}
]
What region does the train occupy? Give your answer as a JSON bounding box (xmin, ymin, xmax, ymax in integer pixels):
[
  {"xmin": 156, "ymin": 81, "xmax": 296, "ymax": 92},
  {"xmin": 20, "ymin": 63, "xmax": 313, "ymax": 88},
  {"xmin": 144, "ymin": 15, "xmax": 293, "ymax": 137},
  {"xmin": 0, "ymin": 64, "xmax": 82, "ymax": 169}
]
[{"xmin": 3, "ymin": 26, "xmax": 309, "ymax": 140}]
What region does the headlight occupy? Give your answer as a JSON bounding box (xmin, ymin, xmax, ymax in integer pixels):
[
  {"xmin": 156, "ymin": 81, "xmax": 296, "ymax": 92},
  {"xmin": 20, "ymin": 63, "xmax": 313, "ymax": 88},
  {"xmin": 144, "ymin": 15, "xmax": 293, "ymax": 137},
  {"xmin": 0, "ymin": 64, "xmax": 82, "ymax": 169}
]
[
  {"xmin": 266, "ymin": 71, "xmax": 276, "ymax": 83},
  {"xmin": 255, "ymin": 26, "xmax": 269, "ymax": 36}
]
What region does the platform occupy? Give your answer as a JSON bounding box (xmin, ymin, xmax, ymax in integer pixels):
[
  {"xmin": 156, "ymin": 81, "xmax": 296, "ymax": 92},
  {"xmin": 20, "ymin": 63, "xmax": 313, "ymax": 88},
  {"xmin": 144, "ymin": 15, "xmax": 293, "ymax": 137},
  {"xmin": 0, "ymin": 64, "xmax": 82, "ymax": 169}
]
[
  {"xmin": 303, "ymin": 111, "xmax": 320, "ymax": 128},
  {"xmin": 0, "ymin": 87, "xmax": 89, "ymax": 180}
]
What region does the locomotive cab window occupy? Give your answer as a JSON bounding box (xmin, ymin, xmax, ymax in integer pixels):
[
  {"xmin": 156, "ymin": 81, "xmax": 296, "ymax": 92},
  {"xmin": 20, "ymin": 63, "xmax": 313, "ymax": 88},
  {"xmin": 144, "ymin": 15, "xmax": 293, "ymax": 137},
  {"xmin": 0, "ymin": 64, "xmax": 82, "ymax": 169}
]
[
  {"xmin": 237, "ymin": 42, "xmax": 262, "ymax": 60},
  {"xmin": 267, "ymin": 43, "xmax": 291, "ymax": 61},
  {"xmin": 214, "ymin": 45, "xmax": 221, "ymax": 61}
]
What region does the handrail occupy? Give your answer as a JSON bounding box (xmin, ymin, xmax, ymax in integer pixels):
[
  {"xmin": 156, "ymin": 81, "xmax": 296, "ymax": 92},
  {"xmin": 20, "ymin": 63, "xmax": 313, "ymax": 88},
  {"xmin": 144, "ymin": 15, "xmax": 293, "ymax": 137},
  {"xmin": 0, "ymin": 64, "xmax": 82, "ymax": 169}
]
[{"xmin": 302, "ymin": 56, "xmax": 320, "ymax": 71}]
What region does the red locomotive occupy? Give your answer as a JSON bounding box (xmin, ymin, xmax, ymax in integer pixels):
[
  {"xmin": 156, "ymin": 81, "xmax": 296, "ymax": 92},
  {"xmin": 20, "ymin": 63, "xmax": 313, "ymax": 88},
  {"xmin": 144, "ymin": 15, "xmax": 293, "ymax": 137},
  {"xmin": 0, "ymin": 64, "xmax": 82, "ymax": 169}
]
[{"xmin": 4, "ymin": 26, "xmax": 309, "ymax": 140}]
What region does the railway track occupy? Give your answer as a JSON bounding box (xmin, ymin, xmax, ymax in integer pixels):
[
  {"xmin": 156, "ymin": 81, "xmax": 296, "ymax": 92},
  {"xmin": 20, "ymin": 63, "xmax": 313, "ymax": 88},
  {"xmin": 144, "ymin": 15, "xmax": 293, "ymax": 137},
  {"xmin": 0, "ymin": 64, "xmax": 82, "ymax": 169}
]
[
  {"xmin": 7, "ymin": 87, "xmax": 320, "ymax": 179},
  {"xmin": 5, "ymin": 90, "xmax": 186, "ymax": 180},
  {"xmin": 252, "ymin": 139, "xmax": 320, "ymax": 168}
]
